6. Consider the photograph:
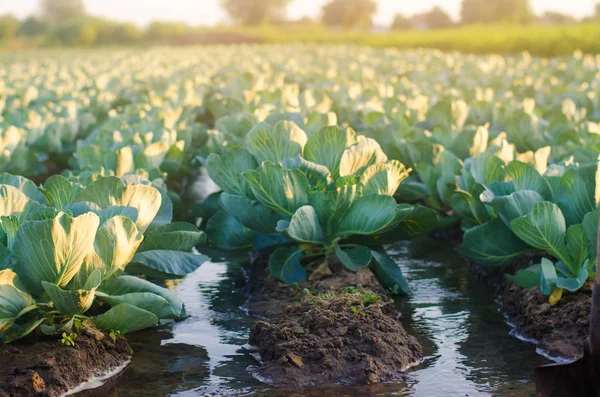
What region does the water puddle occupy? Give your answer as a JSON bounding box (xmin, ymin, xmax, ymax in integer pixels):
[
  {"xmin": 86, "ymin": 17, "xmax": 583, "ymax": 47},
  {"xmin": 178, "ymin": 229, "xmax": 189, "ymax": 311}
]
[{"xmin": 83, "ymin": 238, "xmax": 549, "ymax": 396}]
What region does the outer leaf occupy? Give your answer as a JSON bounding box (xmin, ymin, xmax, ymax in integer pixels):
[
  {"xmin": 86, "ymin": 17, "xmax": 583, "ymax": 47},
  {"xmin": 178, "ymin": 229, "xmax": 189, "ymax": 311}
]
[
  {"xmin": 277, "ymin": 205, "xmax": 324, "ymax": 244},
  {"xmin": 219, "ymin": 193, "xmax": 282, "ymax": 235},
  {"xmin": 206, "ymin": 148, "xmax": 257, "ymax": 197},
  {"xmin": 74, "ymin": 176, "xmax": 161, "ymax": 232},
  {"xmin": 334, "ymin": 195, "xmax": 402, "ymax": 238},
  {"xmin": 0, "ymin": 185, "xmax": 45, "ymax": 220},
  {"xmin": 41, "ymin": 175, "xmax": 79, "ymax": 210},
  {"xmin": 360, "ymin": 160, "xmax": 410, "ymax": 196},
  {"xmin": 540, "ymin": 258, "xmax": 558, "ymax": 296},
  {"xmin": 326, "ymin": 183, "xmax": 357, "ymax": 231},
  {"xmin": 77, "ymin": 215, "xmax": 143, "ymax": 285},
  {"xmin": 3, "ymin": 318, "xmax": 45, "ymax": 343},
  {"xmin": 99, "ymin": 292, "xmax": 176, "ymax": 320},
  {"xmin": 41, "ymin": 270, "xmax": 101, "ymax": 315},
  {"xmin": 129, "ymin": 250, "xmax": 208, "ymax": 278},
  {"xmin": 510, "ymin": 202, "xmax": 571, "ymax": 268},
  {"xmin": 505, "ymin": 264, "xmax": 542, "ymax": 288},
  {"xmin": 0, "ymin": 269, "xmax": 35, "ymax": 333},
  {"xmin": 0, "ymin": 173, "xmax": 46, "ymax": 203},
  {"xmin": 582, "ymin": 208, "xmax": 599, "ymax": 259},
  {"xmin": 121, "ymin": 175, "xmax": 173, "ymax": 227},
  {"xmin": 556, "ymin": 267, "xmax": 588, "ymax": 292},
  {"xmin": 1, "ymin": 215, "xmax": 18, "ymax": 250},
  {"xmin": 488, "ymin": 190, "xmax": 544, "ymax": 227},
  {"xmin": 13, "ymin": 212, "xmax": 100, "ymax": 295},
  {"xmin": 98, "ymin": 275, "xmax": 184, "ymax": 317},
  {"xmin": 246, "ymin": 121, "xmax": 307, "ymax": 164},
  {"xmin": 94, "ymin": 206, "xmax": 139, "ymax": 225},
  {"xmin": 339, "ymin": 137, "xmax": 387, "ymax": 177},
  {"xmin": 139, "ymin": 222, "xmax": 206, "ymax": 252},
  {"xmin": 506, "ymin": 160, "xmax": 552, "ymax": 200},
  {"xmin": 304, "ymin": 126, "xmax": 356, "ymax": 178},
  {"xmin": 206, "ymin": 210, "xmax": 254, "ymax": 250},
  {"xmin": 280, "ymin": 155, "xmax": 332, "ymax": 191},
  {"xmin": 555, "ymin": 164, "xmax": 600, "ymax": 226},
  {"xmin": 469, "ymin": 152, "xmax": 505, "ymax": 185},
  {"xmin": 394, "ymin": 205, "xmax": 441, "ymax": 240},
  {"xmin": 269, "ymin": 247, "xmax": 306, "ymax": 284},
  {"xmin": 62, "ymin": 201, "xmax": 101, "ymax": 217},
  {"xmin": 369, "ymin": 250, "xmax": 409, "ymax": 295},
  {"xmin": 456, "ymin": 218, "xmax": 536, "ymax": 266},
  {"xmin": 94, "ymin": 303, "xmax": 158, "ymax": 333},
  {"xmin": 566, "ymin": 224, "xmax": 588, "ymax": 273},
  {"xmin": 243, "ymin": 162, "xmax": 310, "ymax": 217},
  {"xmin": 334, "ymin": 246, "xmax": 371, "ymax": 272}
]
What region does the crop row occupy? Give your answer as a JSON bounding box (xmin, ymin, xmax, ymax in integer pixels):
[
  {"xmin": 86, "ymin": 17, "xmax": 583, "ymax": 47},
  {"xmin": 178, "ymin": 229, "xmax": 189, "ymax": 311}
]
[{"xmin": 1, "ymin": 46, "xmax": 599, "ymax": 343}]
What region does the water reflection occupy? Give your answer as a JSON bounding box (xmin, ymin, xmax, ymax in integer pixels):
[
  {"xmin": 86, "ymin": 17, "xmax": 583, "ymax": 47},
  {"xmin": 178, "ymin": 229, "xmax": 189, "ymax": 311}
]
[
  {"xmin": 390, "ymin": 238, "xmax": 548, "ymax": 396},
  {"xmin": 86, "ymin": 238, "xmax": 548, "ymax": 397}
]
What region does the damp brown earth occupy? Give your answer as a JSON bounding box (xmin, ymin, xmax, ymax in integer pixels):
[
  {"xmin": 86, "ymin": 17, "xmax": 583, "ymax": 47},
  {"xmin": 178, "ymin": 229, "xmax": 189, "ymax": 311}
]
[
  {"xmin": 0, "ymin": 327, "xmax": 130, "ymax": 397},
  {"xmin": 244, "ymin": 253, "xmax": 423, "ymax": 387},
  {"xmin": 499, "ymin": 270, "xmax": 590, "ymax": 360},
  {"xmin": 466, "ymin": 254, "xmax": 591, "ymax": 361}
]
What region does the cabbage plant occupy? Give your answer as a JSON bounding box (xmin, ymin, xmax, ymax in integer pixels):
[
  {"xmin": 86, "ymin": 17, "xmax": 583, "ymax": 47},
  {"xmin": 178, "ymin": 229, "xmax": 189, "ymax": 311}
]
[
  {"xmin": 0, "ymin": 173, "xmax": 208, "ymax": 342},
  {"xmin": 205, "ymin": 121, "xmax": 438, "ymax": 294},
  {"xmin": 457, "ymin": 161, "xmax": 600, "ymax": 302}
]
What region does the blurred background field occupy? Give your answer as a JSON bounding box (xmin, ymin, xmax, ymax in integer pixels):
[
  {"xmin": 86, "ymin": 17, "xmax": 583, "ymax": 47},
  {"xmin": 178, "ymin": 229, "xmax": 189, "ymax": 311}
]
[{"xmin": 0, "ymin": 0, "xmax": 599, "ymax": 56}]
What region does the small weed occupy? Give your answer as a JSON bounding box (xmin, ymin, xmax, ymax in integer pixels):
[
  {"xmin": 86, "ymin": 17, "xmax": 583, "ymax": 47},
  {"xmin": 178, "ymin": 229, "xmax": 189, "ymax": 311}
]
[
  {"xmin": 73, "ymin": 319, "xmax": 83, "ymax": 333},
  {"xmin": 350, "ymin": 306, "xmax": 366, "ymax": 318},
  {"xmin": 343, "ymin": 286, "xmax": 360, "ymax": 295},
  {"xmin": 60, "ymin": 332, "xmax": 77, "ymax": 347},
  {"xmin": 109, "ymin": 330, "xmax": 124, "ymax": 342},
  {"xmin": 389, "ymin": 285, "xmax": 401, "ymax": 295},
  {"xmin": 360, "ymin": 292, "xmax": 382, "ymax": 305}
]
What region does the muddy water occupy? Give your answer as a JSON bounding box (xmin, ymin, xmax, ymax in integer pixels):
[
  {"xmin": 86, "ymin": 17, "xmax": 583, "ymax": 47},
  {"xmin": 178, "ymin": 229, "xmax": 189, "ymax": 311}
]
[{"xmin": 84, "ymin": 238, "xmax": 549, "ymax": 397}]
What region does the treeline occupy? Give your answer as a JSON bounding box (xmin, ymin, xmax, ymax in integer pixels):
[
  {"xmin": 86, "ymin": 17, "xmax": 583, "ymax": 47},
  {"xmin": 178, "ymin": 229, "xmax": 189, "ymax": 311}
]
[
  {"xmin": 1, "ymin": 0, "xmax": 599, "ymax": 50},
  {"xmin": 0, "ymin": 15, "xmax": 197, "ymax": 48}
]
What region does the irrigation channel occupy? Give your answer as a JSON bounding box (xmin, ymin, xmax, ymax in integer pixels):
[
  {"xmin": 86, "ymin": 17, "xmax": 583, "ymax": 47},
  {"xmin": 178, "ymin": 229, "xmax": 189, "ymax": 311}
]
[{"xmin": 79, "ymin": 237, "xmax": 549, "ymax": 397}]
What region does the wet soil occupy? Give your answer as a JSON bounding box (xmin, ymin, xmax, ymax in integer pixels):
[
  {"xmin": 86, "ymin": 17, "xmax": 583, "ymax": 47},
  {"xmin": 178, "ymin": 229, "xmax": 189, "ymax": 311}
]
[
  {"xmin": 245, "ymin": 253, "xmax": 422, "ymax": 387},
  {"xmin": 0, "ymin": 327, "xmax": 131, "ymax": 397},
  {"xmin": 469, "ymin": 256, "xmax": 591, "ymax": 360},
  {"xmin": 502, "ymin": 280, "xmax": 590, "ymax": 359},
  {"xmin": 498, "ymin": 265, "xmax": 591, "ymax": 360},
  {"xmin": 431, "ymin": 227, "xmax": 591, "ymax": 360}
]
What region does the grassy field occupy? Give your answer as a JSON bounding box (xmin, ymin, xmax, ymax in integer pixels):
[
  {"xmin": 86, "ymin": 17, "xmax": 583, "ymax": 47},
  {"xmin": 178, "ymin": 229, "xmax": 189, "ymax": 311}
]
[
  {"xmin": 5, "ymin": 22, "xmax": 599, "ymax": 57},
  {"xmin": 198, "ymin": 23, "xmax": 600, "ymax": 57}
]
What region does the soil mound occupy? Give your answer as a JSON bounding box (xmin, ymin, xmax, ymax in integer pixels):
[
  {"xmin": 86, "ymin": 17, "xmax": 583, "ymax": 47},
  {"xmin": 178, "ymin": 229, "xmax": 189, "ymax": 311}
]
[
  {"xmin": 245, "ymin": 255, "xmax": 422, "ymax": 387},
  {"xmin": 502, "ymin": 281, "xmax": 590, "ymax": 359},
  {"xmin": 0, "ymin": 327, "xmax": 130, "ymax": 397}
]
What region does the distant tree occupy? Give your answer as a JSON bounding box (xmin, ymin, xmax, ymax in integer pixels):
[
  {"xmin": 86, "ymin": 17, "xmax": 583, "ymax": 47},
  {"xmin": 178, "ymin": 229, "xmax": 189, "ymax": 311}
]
[
  {"xmin": 53, "ymin": 18, "xmax": 97, "ymax": 46},
  {"xmin": 91, "ymin": 19, "xmax": 141, "ymax": 45},
  {"xmin": 221, "ymin": 0, "xmax": 291, "ymax": 26},
  {"xmin": 40, "ymin": 0, "xmax": 86, "ymax": 24},
  {"xmin": 460, "ymin": 0, "xmax": 533, "ymax": 24},
  {"xmin": 596, "ymin": 2, "xmax": 600, "ymax": 18},
  {"xmin": 460, "ymin": 0, "xmax": 494, "ymax": 24},
  {"xmin": 322, "ymin": 0, "xmax": 377, "ymax": 29},
  {"xmin": 17, "ymin": 16, "xmax": 49, "ymax": 36},
  {"xmin": 539, "ymin": 11, "xmax": 576, "ymax": 25},
  {"xmin": 113, "ymin": 23, "xmax": 141, "ymax": 43},
  {"xmin": 423, "ymin": 7, "xmax": 454, "ymax": 29},
  {"xmin": 144, "ymin": 21, "xmax": 190, "ymax": 42},
  {"xmin": 0, "ymin": 15, "xmax": 19, "ymax": 44},
  {"xmin": 497, "ymin": 0, "xmax": 534, "ymax": 23},
  {"xmin": 390, "ymin": 13, "xmax": 413, "ymax": 30}
]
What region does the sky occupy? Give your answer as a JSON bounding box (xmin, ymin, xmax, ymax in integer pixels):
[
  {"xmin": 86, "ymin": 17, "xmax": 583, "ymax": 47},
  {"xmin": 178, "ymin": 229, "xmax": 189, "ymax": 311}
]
[{"xmin": 2, "ymin": 0, "xmax": 597, "ymax": 27}]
